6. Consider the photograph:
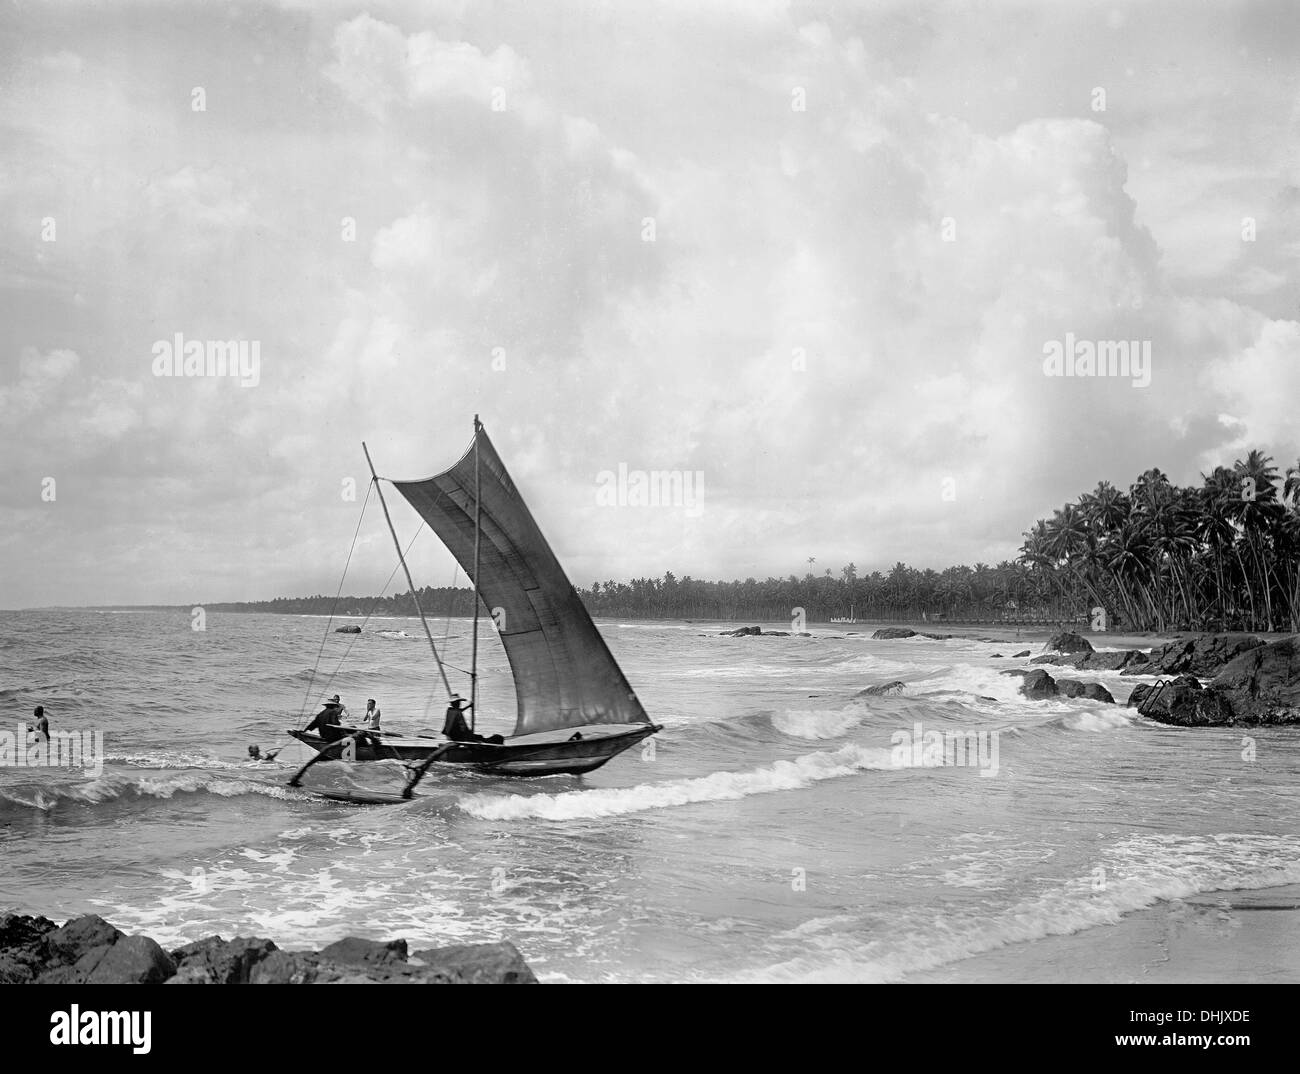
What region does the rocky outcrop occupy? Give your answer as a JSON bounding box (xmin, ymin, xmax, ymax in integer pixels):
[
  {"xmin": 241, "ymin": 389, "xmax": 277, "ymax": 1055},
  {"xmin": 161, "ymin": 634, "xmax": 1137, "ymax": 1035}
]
[
  {"xmin": 718, "ymin": 626, "xmax": 812, "ymax": 637},
  {"xmin": 0, "ymin": 913, "xmax": 539, "ymax": 984},
  {"xmin": 1054, "ymin": 679, "xmax": 1115, "ymax": 704},
  {"xmin": 1125, "ymin": 636, "xmax": 1300, "ymax": 727},
  {"xmin": 1122, "ymin": 633, "xmax": 1264, "ymax": 677},
  {"xmin": 1032, "ymin": 649, "xmax": 1151, "ymax": 672},
  {"xmin": 1001, "ymin": 668, "xmax": 1114, "ymax": 703},
  {"xmin": 169, "ymin": 935, "xmax": 278, "ymax": 984},
  {"xmin": 16, "ymin": 915, "xmax": 175, "ymax": 985},
  {"xmin": 1127, "ymin": 675, "xmax": 1233, "ymax": 726},
  {"xmin": 335, "ymin": 625, "xmax": 362, "ymax": 633},
  {"xmin": 1012, "ymin": 650, "xmax": 1032, "ymax": 658},
  {"xmin": 1197, "ymin": 636, "xmax": 1300, "ymax": 726},
  {"xmin": 1044, "ymin": 631, "xmax": 1095, "ymax": 655},
  {"xmin": 855, "ymin": 680, "xmax": 906, "ymax": 698},
  {"xmin": 871, "ymin": 627, "xmax": 954, "ymax": 640}
]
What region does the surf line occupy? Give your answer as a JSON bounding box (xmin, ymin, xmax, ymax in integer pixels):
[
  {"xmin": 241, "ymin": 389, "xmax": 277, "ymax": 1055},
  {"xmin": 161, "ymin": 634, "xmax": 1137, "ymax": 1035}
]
[{"xmin": 889, "ymin": 722, "xmax": 1000, "ymax": 777}]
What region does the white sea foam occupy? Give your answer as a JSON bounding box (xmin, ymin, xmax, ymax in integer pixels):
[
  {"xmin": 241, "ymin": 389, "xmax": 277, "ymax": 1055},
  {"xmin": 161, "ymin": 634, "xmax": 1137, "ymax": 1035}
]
[
  {"xmin": 1060, "ymin": 710, "xmax": 1132, "ymax": 732},
  {"xmin": 457, "ymin": 743, "xmax": 898, "ymax": 821},
  {"xmin": 771, "ymin": 707, "xmax": 862, "ymax": 740},
  {"xmin": 0, "ymin": 772, "xmax": 310, "ymax": 811},
  {"xmin": 746, "ymin": 832, "xmax": 1300, "ymax": 983}
]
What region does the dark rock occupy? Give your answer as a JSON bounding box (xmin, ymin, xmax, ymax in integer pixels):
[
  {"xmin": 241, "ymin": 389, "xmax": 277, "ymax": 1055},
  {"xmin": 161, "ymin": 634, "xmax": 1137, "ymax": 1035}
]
[
  {"xmin": 249, "ymin": 950, "xmax": 321, "ymax": 985},
  {"xmin": 1031, "ymin": 653, "xmax": 1085, "ymax": 667},
  {"xmin": 170, "ymin": 935, "xmax": 278, "ymax": 984},
  {"xmin": 1124, "ymin": 633, "xmax": 1265, "ymax": 677},
  {"xmin": 765, "ymin": 631, "xmax": 790, "ymax": 637},
  {"xmin": 42, "ymin": 914, "xmax": 122, "ymax": 967},
  {"xmin": 85, "ymin": 936, "xmax": 175, "ymax": 984},
  {"xmin": 1017, "ymin": 669, "xmax": 1059, "ymax": 699},
  {"xmin": 410, "ymin": 941, "xmax": 538, "ymax": 984},
  {"xmin": 0, "ymin": 952, "xmax": 37, "ymax": 984},
  {"xmin": 5, "ymin": 913, "xmax": 540, "ymax": 985},
  {"xmin": 335, "ymin": 625, "xmax": 361, "ymax": 633},
  {"xmin": 1034, "ymin": 649, "xmax": 1149, "ymax": 672},
  {"xmin": 0, "ymin": 913, "xmax": 56, "ymax": 982},
  {"xmin": 0, "ymin": 912, "xmax": 56, "ymax": 954},
  {"xmin": 720, "ymin": 626, "xmax": 763, "ymax": 637},
  {"xmin": 1044, "ymin": 632, "xmax": 1094, "ymax": 655},
  {"xmin": 990, "ymin": 653, "xmax": 1003, "ymax": 658},
  {"xmin": 855, "ymin": 680, "xmax": 906, "ymax": 698},
  {"xmin": 1013, "ymin": 650, "xmax": 1032, "ymax": 658},
  {"xmin": 872, "ymin": 627, "xmax": 917, "ymax": 639},
  {"xmin": 1084, "ymin": 649, "xmax": 1150, "ymax": 672},
  {"xmin": 1127, "ymin": 675, "xmax": 1232, "ymax": 726},
  {"xmin": 40, "ymin": 934, "xmax": 175, "ymax": 985},
  {"xmin": 1207, "ymin": 635, "xmax": 1300, "ymax": 725},
  {"xmin": 1055, "ymin": 679, "xmax": 1115, "ymax": 704},
  {"xmin": 319, "ymin": 936, "xmax": 407, "ymax": 967}
]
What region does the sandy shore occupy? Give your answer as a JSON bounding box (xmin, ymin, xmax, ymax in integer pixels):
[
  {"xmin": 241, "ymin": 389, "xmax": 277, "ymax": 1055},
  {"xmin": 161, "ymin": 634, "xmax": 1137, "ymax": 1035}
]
[{"xmin": 905, "ymin": 884, "xmax": 1300, "ymax": 983}]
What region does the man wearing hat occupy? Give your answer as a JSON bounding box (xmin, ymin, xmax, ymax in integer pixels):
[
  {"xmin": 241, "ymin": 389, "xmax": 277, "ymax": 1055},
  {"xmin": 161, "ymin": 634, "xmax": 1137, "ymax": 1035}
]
[
  {"xmin": 442, "ymin": 694, "xmax": 476, "ymax": 742},
  {"xmin": 305, "ymin": 694, "xmax": 347, "ymax": 742}
]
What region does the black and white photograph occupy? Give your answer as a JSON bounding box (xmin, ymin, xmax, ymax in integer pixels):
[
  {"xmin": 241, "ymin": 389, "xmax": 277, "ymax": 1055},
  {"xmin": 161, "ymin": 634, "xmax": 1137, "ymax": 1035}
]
[{"xmin": 1, "ymin": 0, "xmax": 1297, "ymax": 1029}]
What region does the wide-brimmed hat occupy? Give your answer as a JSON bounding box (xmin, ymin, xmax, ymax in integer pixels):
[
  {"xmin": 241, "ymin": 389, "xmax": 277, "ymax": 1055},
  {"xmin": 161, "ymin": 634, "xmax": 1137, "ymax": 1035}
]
[{"xmin": 325, "ymin": 694, "xmax": 341, "ymax": 704}]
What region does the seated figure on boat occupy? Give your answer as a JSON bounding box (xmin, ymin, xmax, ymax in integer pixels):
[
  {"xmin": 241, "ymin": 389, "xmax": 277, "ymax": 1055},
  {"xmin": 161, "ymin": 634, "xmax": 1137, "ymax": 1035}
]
[
  {"xmin": 443, "ymin": 695, "xmax": 504, "ymax": 744},
  {"xmin": 305, "ymin": 695, "xmax": 347, "ymax": 742}
]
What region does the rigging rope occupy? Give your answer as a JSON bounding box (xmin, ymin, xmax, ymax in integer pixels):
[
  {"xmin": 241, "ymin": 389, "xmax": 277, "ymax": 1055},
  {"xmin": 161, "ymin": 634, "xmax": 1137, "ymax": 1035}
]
[
  {"xmin": 298, "ymin": 481, "xmax": 373, "ymax": 723},
  {"xmin": 314, "ymin": 521, "xmax": 427, "ymax": 707}
]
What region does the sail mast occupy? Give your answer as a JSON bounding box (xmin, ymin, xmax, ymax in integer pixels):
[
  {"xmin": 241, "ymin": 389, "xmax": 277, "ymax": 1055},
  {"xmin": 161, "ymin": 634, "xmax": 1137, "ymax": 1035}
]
[
  {"xmin": 362, "ymin": 441, "xmax": 454, "ymax": 700},
  {"xmin": 470, "ymin": 415, "xmax": 482, "ymax": 732}
]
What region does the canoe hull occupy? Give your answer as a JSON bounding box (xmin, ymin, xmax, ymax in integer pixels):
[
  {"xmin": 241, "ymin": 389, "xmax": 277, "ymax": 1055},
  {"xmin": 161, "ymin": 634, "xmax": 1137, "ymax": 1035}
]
[{"xmin": 287, "ymin": 723, "xmax": 660, "ymax": 777}]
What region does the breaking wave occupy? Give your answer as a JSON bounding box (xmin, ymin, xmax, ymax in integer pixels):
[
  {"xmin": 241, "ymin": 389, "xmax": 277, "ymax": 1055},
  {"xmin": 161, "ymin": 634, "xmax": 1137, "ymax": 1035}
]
[
  {"xmin": 457, "ymin": 743, "xmax": 898, "ymax": 821},
  {"xmin": 770, "ymin": 707, "xmax": 862, "ymax": 740}
]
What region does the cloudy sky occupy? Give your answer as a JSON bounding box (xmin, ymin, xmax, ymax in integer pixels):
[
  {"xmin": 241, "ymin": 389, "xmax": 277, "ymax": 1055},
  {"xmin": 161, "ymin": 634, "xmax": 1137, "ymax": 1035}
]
[{"xmin": 2, "ymin": 0, "xmax": 1298, "ymax": 607}]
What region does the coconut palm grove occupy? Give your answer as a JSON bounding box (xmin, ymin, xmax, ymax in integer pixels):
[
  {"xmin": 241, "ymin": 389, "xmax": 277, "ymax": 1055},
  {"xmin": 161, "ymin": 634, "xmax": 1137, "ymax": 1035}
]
[{"xmin": 204, "ymin": 451, "xmax": 1300, "ymax": 635}]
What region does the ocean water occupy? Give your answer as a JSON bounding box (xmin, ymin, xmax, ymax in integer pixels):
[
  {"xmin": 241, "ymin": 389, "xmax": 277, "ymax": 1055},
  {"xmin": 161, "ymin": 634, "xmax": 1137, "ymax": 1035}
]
[{"xmin": 1, "ymin": 608, "xmax": 1298, "ymax": 982}]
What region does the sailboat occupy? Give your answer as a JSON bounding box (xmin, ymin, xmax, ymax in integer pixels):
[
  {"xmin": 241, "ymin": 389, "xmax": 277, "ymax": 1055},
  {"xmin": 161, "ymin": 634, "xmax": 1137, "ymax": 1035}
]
[{"xmin": 287, "ymin": 417, "xmax": 660, "ymax": 792}]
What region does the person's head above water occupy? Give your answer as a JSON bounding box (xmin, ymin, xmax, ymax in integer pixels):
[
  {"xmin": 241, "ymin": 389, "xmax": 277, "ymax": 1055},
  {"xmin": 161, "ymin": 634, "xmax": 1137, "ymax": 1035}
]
[{"xmin": 248, "ymin": 745, "xmax": 261, "ymax": 759}]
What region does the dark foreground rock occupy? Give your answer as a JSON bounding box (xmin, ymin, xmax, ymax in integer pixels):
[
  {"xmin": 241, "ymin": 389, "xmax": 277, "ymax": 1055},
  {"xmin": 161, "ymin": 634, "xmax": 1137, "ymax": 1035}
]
[
  {"xmin": 0, "ymin": 913, "xmax": 538, "ymax": 984},
  {"xmin": 1001, "ymin": 668, "xmax": 1114, "ymax": 703},
  {"xmin": 335, "ymin": 625, "xmax": 362, "ymax": 633}
]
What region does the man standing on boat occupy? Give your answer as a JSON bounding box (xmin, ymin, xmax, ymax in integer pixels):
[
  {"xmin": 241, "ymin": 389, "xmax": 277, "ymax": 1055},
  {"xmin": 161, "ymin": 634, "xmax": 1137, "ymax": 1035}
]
[
  {"xmin": 362, "ymin": 698, "xmax": 381, "ymax": 732},
  {"xmin": 305, "ymin": 695, "xmax": 346, "ymax": 742}
]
